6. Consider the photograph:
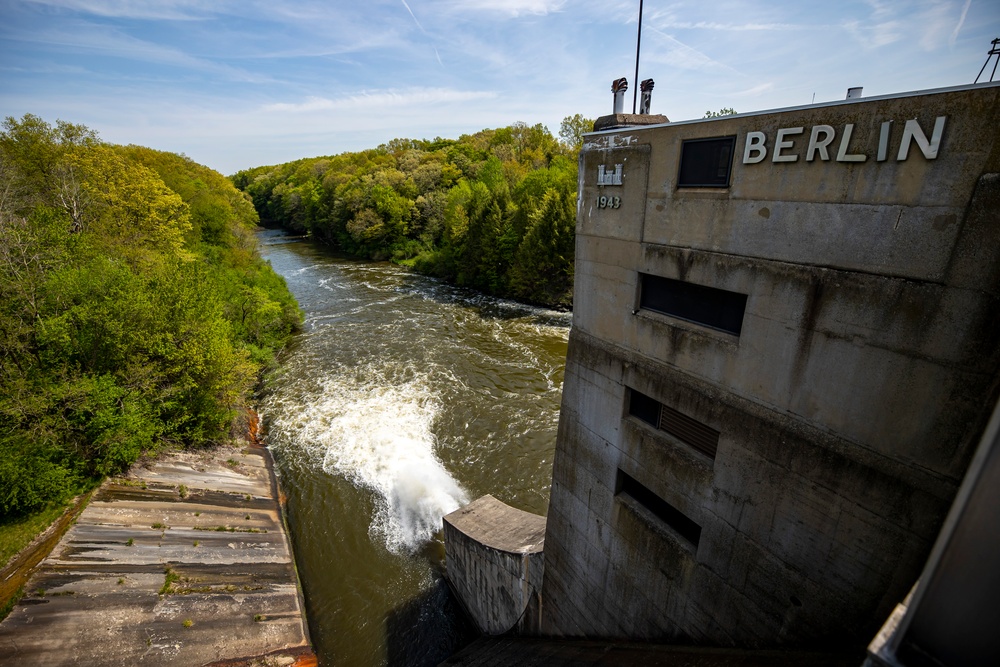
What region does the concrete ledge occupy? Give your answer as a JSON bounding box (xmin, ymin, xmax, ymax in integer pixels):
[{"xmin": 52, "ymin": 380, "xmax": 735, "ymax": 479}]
[
  {"xmin": 443, "ymin": 496, "xmax": 545, "ymax": 636},
  {"xmin": 594, "ymin": 114, "xmax": 669, "ymax": 131}
]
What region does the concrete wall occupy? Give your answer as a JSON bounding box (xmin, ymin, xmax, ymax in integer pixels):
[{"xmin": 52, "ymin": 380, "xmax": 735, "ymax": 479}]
[
  {"xmin": 541, "ymin": 83, "xmax": 1000, "ymax": 647},
  {"xmin": 867, "ymin": 396, "xmax": 1000, "ymax": 667},
  {"xmin": 444, "ymin": 495, "xmax": 545, "ymax": 636}
]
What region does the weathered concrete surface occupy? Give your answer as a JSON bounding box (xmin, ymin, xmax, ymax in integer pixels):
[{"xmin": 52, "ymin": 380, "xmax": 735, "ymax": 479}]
[
  {"xmin": 541, "ymin": 83, "xmax": 1000, "ymax": 647},
  {"xmin": 594, "ymin": 113, "xmax": 670, "ymax": 132},
  {"xmin": 443, "ymin": 495, "xmax": 545, "ymax": 636},
  {"xmin": 0, "ymin": 445, "xmax": 315, "ymax": 666},
  {"xmin": 440, "ymin": 636, "xmax": 861, "ymax": 666}
]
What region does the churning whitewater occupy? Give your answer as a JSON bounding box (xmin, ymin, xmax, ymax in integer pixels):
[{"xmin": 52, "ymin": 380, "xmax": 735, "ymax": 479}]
[
  {"xmin": 266, "ymin": 362, "xmax": 469, "ymax": 554},
  {"xmin": 257, "ymin": 231, "xmax": 569, "ymax": 665}
]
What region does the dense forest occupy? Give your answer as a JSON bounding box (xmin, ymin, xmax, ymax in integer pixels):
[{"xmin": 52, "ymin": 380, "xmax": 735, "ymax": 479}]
[
  {"xmin": 0, "ymin": 115, "xmax": 301, "ymax": 519},
  {"xmin": 232, "ymin": 115, "xmax": 594, "ymax": 308}
]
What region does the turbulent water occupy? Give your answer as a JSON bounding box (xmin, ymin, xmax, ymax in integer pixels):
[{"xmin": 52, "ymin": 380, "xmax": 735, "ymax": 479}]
[{"xmin": 257, "ymin": 230, "xmax": 570, "ymax": 666}]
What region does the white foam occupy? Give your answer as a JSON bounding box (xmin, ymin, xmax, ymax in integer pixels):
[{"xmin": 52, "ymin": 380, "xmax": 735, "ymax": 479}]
[{"xmin": 269, "ymin": 366, "xmax": 469, "ymax": 555}]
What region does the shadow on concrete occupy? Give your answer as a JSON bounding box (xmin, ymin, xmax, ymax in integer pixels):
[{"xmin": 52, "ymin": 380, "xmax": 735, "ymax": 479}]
[{"xmin": 385, "ymin": 575, "xmax": 477, "ymax": 667}]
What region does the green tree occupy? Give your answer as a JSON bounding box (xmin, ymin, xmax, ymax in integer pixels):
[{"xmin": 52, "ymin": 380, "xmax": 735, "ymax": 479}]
[
  {"xmin": 508, "ymin": 188, "xmax": 575, "ymax": 306},
  {"xmin": 559, "ymin": 114, "xmax": 595, "ymax": 149},
  {"xmin": 231, "ymin": 120, "xmax": 580, "ymax": 309},
  {"xmin": 68, "ymin": 145, "xmax": 193, "ymax": 265},
  {"xmin": 0, "ymin": 115, "xmax": 300, "ymax": 519},
  {"xmin": 704, "ymin": 107, "xmax": 738, "ymax": 118}
]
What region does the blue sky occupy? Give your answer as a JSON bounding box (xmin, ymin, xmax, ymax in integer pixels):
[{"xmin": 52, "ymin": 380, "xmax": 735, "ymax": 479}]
[{"xmin": 2, "ymin": 0, "xmax": 998, "ymax": 174}]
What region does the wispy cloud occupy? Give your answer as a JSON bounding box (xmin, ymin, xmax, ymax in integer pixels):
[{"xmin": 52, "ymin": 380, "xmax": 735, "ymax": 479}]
[
  {"xmin": 2, "ymin": 19, "xmax": 273, "ymax": 83},
  {"xmin": 731, "ymin": 82, "xmax": 775, "ymax": 97},
  {"xmin": 645, "ymin": 27, "xmax": 741, "ymax": 74},
  {"xmin": 262, "ymin": 88, "xmax": 498, "ymax": 113},
  {"xmin": 23, "ymin": 0, "xmax": 216, "ymax": 20},
  {"xmin": 438, "ymin": 0, "xmax": 567, "ymax": 19},
  {"xmin": 652, "ymin": 20, "xmax": 809, "ymax": 32},
  {"xmin": 3, "ymin": 0, "xmax": 996, "ymax": 174},
  {"xmin": 842, "ymin": 18, "xmax": 904, "ymax": 49}
]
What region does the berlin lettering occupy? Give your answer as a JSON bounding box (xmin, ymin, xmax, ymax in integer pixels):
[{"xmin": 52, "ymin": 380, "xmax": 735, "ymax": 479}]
[{"xmin": 742, "ymin": 116, "xmax": 946, "ymax": 164}]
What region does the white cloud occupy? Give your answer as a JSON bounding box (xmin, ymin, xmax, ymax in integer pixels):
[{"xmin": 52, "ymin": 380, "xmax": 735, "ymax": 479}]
[
  {"xmin": 842, "ymin": 19, "xmax": 904, "ymax": 49},
  {"xmin": 437, "ymin": 0, "xmax": 567, "ymax": 18},
  {"xmin": 262, "ymin": 88, "xmax": 498, "ymax": 114},
  {"xmin": 22, "ymin": 0, "xmax": 217, "ymax": 20},
  {"xmin": 651, "ymin": 20, "xmax": 808, "ymax": 32},
  {"xmin": 731, "ymin": 82, "xmax": 775, "ymax": 97},
  {"xmin": 2, "ymin": 19, "xmax": 272, "ymax": 82},
  {"xmin": 644, "ymin": 28, "xmax": 741, "ymax": 74}
]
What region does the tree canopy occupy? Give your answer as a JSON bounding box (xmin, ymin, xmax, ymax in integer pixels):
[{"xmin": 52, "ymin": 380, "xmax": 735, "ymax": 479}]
[
  {"xmin": 233, "ymin": 117, "xmax": 585, "ymax": 308},
  {"xmin": 0, "ymin": 115, "xmax": 301, "ymax": 519},
  {"xmin": 559, "ymin": 114, "xmax": 595, "ymax": 149}
]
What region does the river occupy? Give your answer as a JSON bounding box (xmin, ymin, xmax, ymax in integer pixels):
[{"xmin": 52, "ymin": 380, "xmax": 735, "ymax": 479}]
[{"xmin": 256, "ymin": 230, "xmax": 570, "ymax": 666}]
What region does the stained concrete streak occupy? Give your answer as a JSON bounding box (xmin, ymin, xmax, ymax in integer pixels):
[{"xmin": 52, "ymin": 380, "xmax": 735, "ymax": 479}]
[{"xmin": 0, "ymin": 445, "xmax": 315, "ymax": 666}]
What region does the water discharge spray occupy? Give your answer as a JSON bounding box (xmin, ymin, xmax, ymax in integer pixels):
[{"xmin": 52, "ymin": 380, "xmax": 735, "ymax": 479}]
[{"xmin": 269, "ymin": 365, "xmax": 469, "ymax": 555}]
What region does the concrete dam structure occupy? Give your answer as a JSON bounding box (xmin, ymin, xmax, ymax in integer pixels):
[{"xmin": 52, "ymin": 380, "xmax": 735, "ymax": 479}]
[{"xmin": 444, "ymin": 81, "xmax": 1000, "ymax": 655}]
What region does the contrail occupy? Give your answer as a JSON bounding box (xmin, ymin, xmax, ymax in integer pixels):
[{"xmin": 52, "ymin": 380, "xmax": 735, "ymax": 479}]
[
  {"xmin": 400, "ymin": 0, "xmax": 443, "ymax": 66},
  {"xmin": 950, "ymin": 0, "xmax": 971, "ymax": 48},
  {"xmin": 401, "ymin": 0, "xmax": 426, "ymax": 34}
]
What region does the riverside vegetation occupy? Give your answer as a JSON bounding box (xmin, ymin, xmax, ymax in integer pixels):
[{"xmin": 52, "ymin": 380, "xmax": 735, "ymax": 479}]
[
  {"xmin": 233, "ymin": 114, "xmax": 594, "ymax": 308},
  {"xmin": 0, "ymin": 115, "xmax": 301, "ymax": 530},
  {"xmin": 0, "ymin": 112, "xmax": 592, "ymax": 569}
]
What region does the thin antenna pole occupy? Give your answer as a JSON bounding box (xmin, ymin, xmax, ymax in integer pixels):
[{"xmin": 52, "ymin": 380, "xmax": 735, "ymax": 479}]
[{"xmin": 632, "ymin": 0, "xmax": 644, "ymax": 114}]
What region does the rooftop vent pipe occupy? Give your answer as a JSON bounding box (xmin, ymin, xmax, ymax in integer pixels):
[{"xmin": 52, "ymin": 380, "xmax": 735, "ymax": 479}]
[
  {"xmin": 846, "ymin": 86, "xmax": 863, "ymax": 99},
  {"xmin": 639, "ymin": 79, "xmax": 654, "ymax": 114},
  {"xmin": 612, "ymin": 78, "xmax": 629, "ymax": 114}
]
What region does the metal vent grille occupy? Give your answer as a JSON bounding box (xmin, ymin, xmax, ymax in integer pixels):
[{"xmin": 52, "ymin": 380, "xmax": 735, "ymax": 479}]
[
  {"xmin": 629, "ymin": 387, "xmax": 719, "ymax": 460},
  {"xmin": 659, "ymin": 404, "xmax": 720, "ymax": 459}
]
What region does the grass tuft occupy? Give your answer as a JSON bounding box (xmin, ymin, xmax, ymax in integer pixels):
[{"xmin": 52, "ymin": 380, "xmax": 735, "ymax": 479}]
[{"xmin": 159, "ymin": 567, "xmax": 180, "ymax": 595}]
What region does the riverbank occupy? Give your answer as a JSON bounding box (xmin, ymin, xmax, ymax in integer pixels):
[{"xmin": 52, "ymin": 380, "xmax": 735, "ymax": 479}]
[
  {"xmin": 0, "ymin": 492, "xmax": 94, "ymax": 620},
  {"xmin": 0, "ymin": 440, "xmax": 315, "ymax": 666}
]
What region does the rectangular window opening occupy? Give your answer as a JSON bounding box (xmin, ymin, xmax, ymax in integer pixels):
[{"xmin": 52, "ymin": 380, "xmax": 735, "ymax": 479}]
[
  {"xmin": 678, "ymin": 136, "xmax": 736, "ymax": 188},
  {"xmin": 639, "ymin": 273, "xmax": 748, "ymax": 336},
  {"xmin": 628, "ymin": 388, "xmax": 720, "ymax": 459},
  {"xmin": 616, "ymin": 470, "xmax": 702, "ymax": 548}
]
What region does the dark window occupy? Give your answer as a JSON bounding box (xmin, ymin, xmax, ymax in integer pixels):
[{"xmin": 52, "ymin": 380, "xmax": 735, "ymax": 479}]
[
  {"xmin": 628, "ymin": 388, "xmax": 720, "ymax": 459},
  {"xmin": 628, "ymin": 389, "xmax": 660, "ymax": 427},
  {"xmin": 639, "ymin": 273, "xmax": 748, "ymax": 336},
  {"xmin": 617, "ymin": 470, "xmax": 702, "ymax": 548},
  {"xmin": 678, "ymin": 136, "xmax": 736, "ymax": 187}
]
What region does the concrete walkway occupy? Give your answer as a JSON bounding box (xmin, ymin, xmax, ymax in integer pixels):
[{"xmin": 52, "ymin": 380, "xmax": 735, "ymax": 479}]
[
  {"xmin": 441, "ymin": 637, "xmax": 862, "ymax": 666},
  {"xmin": 0, "ymin": 444, "xmax": 315, "ymax": 666}
]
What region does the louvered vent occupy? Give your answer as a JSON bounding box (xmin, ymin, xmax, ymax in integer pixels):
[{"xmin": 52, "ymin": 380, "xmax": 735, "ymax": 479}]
[
  {"xmin": 629, "ymin": 388, "xmax": 719, "ymax": 459},
  {"xmin": 659, "ymin": 404, "xmax": 720, "ymax": 459}
]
